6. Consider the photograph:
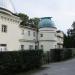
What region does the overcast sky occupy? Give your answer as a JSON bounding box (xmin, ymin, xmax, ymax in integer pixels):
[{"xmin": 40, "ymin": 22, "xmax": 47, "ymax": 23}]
[{"xmin": 12, "ymin": 0, "xmax": 75, "ymax": 33}]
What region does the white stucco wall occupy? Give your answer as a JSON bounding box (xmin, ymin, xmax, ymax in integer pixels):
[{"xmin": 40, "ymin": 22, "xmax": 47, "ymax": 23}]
[
  {"xmin": 20, "ymin": 27, "xmax": 37, "ymax": 41},
  {"xmin": 39, "ymin": 41, "xmax": 57, "ymax": 52},
  {"xmin": 0, "ymin": 10, "xmax": 64, "ymax": 52},
  {"xmin": 56, "ymin": 31, "xmax": 64, "ymax": 48},
  {"xmin": 19, "ymin": 27, "xmax": 37, "ymax": 50},
  {"xmin": 38, "ymin": 27, "xmax": 57, "ymax": 51},
  {"xmin": 0, "ymin": 12, "xmax": 21, "ymax": 51},
  {"xmin": 20, "ymin": 42, "xmax": 35, "ymax": 50}
]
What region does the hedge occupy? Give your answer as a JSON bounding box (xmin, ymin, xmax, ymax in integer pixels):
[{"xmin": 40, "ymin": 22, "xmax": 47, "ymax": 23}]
[
  {"xmin": 0, "ymin": 50, "xmax": 43, "ymax": 75},
  {"xmin": 50, "ymin": 48, "xmax": 72, "ymax": 62}
]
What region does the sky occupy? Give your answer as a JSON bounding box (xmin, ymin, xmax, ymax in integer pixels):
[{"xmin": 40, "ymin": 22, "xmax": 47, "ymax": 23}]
[{"xmin": 12, "ymin": 0, "xmax": 75, "ymax": 33}]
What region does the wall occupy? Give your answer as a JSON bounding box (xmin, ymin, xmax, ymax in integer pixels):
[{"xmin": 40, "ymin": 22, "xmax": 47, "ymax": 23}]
[
  {"xmin": 0, "ymin": 12, "xmax": 21, "ymax": 51},
  {"xmin": 56, "ymin": 31, "xmax": 64, "ymax": 48},
  {"xmin": 19, "ymin": 27, "xmax": 37, "ymax": 50},
  {"xmin": 38, "ymin": 27, "xmax": 57, "ymax": 52}
]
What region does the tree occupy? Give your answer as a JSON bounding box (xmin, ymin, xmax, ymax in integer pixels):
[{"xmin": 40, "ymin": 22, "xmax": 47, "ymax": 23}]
[
  {"xmin": 29, "ymin": 18, "xmax": 40, "ymax": 30},
  {"xmin": 63, "ymin": 33, "xmax": 73, "ymax": 48},
  {"xmin": 18, "ymin": 13, "xmax": 40, "ymax": 29},
  {"xmin": 72, "ymin": 21, "xmax": 75, "ymax": 29},
  {"xmin": 64, "ymin": 21, "xmax": 75, "ymax": 48},
  {"xmin": 32, "ymin": 18, "xmax": 40, "ymax": 29},
  {"xmin": 18, "ymin": 13, "xmax": 29, "ymax": 27}
]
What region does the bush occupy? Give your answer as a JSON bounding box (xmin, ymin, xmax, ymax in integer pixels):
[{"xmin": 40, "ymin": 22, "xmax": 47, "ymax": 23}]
[
  {"xmin": 63, "ymin": 48, "xmax": 72, "ymax": 60},
  {"xmin": 50, "ymin": 48, "xmax": 72, "ymax": 62},
  {"xmin": 42, "ymin": 51, "xmax": 51, "ymax": 64},
  {"xmin": 0, "ymin": 50, "xmax": 43, "ymax": 74}
]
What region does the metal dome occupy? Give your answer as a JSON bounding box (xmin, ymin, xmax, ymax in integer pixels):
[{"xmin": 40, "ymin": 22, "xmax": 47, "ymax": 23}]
[
  {"xmin": 0, "ymin": 0, "xmax": 16, "ymax": 13},
  {"xmin": 39, "ymin": 17, "xmax": 55, "ymax": 28}
]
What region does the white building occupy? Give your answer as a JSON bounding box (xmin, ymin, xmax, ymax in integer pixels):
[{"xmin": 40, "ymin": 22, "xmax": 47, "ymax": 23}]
[
  {"xmin": 0, "ymin": 0, "xmax": 64, "ymax": 52},
  {"xmin": 0, "ymin": 0, "xmax": 22, "ymax": 51},
  {"xmin": 19, "ymin": 26, "xmax": 37, "ymax": 50},
  {"xmin": 56, "ymin": 30, "xmax": 64, "ymax": 48},
  {"xmin": 38, "ymin": 17, "xmax": 64, "ymax": 52}
]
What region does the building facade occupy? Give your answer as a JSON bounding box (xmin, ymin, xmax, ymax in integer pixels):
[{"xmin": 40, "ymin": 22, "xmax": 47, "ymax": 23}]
[
  {"xmin": 19, "ymin": 26, "xmax": 37, "ymax": 50},
  {"xmin": 0, "ymin": 8, "xmax": 21, "ymax": 51},
  {"xmin": 0, "ymin": 0, "xmax": 64, "ymax": 52},
  {"xmin": 56, "ymin": 30, "xmax": 64, "ymax": 48},
  {"xmin": 38, "ymin": 17, "xmax": 64, "ymax": 52}
]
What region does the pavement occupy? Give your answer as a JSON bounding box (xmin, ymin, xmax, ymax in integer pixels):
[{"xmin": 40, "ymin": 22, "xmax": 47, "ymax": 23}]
[{"xmin": 17, "ymin": 58, "xmax": 75, "ymax": 75}]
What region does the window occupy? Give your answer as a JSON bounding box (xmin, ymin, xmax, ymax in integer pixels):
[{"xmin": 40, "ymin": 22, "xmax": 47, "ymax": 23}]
[
  {"xmin": 0, "ymin": 44, "xmax": 7, "ymax": 46},
  {"xmin": 2, "ymin": 25, "xmax": 7, "ymax": 32},
  {"xmin": 0, "ymin": 44, "xmax": 7, "ymax": 51},
  {"xmin": 29, "ymin": 45, "xmax": 33, "ymax": 50},
  {"xmin": 33, "ymin": 32, "xmax": 35, "ymax": 37},
  {"xmin": 41, "ymin": 45, "xmax": 43, "ymax": 49},
  {"xmin": 40, "ymin": 34, "xmax": 43, "ymax": 37},
  {"xmin": 22, "ymin": 30, "xmax": 24, "ymax": 35},
  {"xmin": 21, "ymin": 45, "xmax": 24, "ymax": 50},
  {"xmin": 28, "ymin": 31, "xmax": 30, "ymax": 36}
]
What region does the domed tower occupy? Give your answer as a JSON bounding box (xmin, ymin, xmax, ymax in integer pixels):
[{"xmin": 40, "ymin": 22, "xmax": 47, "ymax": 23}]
[
  {"xmin": 0, "ymin": 0, "xmax": 21, "ymax": 51},
  {"xmin": 38, "ymin": 17, "xmax": 57, "ymax": 52},
  {"xmin": 0, "ymin": 0, "xmax": 16, "ymax": 15}
]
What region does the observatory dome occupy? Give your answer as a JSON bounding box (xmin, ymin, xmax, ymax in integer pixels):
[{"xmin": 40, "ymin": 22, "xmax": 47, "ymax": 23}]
[
  {"xmin": 0, "ymin": 0, "xmax": 16, "ymax": 13},
  {"xmin": 39, "ymin": 17, "xmax": 55, "ymax": 28}
]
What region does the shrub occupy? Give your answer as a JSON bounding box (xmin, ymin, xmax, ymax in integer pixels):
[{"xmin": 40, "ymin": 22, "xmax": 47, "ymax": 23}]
[
  {"xmin": 50, "ymin": 48, "xmax": 72, "ymax": 62},
  {"xmin": 0, "ymin": 50, "xmax": 43, "ymax": 74}
]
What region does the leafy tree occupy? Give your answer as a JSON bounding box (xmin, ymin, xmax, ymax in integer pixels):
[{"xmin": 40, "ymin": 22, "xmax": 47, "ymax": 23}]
[
  {"xmin": 18, "ymin": 13, "xmax": 40, "ymax": 29},
  {"xmin": 64, "ymin": 21, "xmax": 75, "ymax": 48},
  {"xmin": 72, "ymin": 21, "xmax": 75, "ymax": 29},
  {"xmin": 32, "ymin": 18, "xmax": 40, "ymax": 29},
  {"xmin": 63, "ymin": 33, "xmax": 73, "ymax": 48},
  {"xmin": 18, "ymin": 13, "xmax": 29, "ymax": 27},
  {"xmin": 29, "ymin": 18, "xmax": 40, "ymax": 29}
]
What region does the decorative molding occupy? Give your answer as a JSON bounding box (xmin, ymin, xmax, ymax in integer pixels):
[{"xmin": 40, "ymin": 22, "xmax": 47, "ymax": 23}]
[
  {"xmin": 0, "ymin": 15, "xmax": 20, "ymax": 24},
  {"xmin": 39, "ymin": 40, "xmax": 56, "ymax": 42},
  {"xmin": 19, "ymin": 39, "xmax": 36, "ymax": 42}
]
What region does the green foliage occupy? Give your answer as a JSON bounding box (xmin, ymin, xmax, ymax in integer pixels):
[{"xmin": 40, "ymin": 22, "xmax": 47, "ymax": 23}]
[
  {"xmin": 63, "ymin": 34, "xmax": 71, "ymax": 48},
  {"xmin": 18, "ymin": 13, "xmax": 29, "ymax": 27},
  {"xmin": 65, "ymin": 21, "xmax": 75, "ymax": 48},
  {"xmin": 29, "ymin": 18, "xmax": 40, "ymax": 29},
  {"xmin": 72, "ymin": 21, "xmax": 75, "ymax": 29},
  {"xmin": 50, "ymin": 48, "xmax": 72, "ymax": 62},
  {"xmin": 42, "ymin": 51, "xmax": 51, "ymax": 64},
  {"xmin": 0, "ymin": 50, "xmax": 43, "ymax": 74},
  {"xmin": 18, "ymin": 13, "xmax": 40, "ymax": 29},
  {"xmin": 64, "ymin": 49, "xmax": 72, "ymax": 60}
]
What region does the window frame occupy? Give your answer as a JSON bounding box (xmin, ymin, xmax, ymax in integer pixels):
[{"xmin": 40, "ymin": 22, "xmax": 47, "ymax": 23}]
[
  {"xmin": 28, "ymin": 31, "xmax": 30, "ymax": 36},
  {"xmin": 22, "ymin": 30, "xmax": 24, "ymax": 35},
  {"xmin": 2, "ymin": 25, "xmax": 7, "ymax": 33},
  {"xmin": 41, "ymin": 45, "xmax": 43, "ymax": 49},
  {"xmin": 29, "ymin": 45, "xmax": 33, "ymax": 50},
  {"xmin": 21, "ymin": 45, "xmax": 24, "ymax": 50},
  {"xmin": 40, "ymin": 34, "xmax": 43, "ymax": 37},
  {"xmin": 33, "ymin": 32, "xmax": 35, "ymax": 37}
]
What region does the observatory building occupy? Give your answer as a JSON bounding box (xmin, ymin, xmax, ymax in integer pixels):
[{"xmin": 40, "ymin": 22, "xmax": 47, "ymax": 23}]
[
  {"xmin": 38, "ymin": 17, "xmax": 63, "ymax": 51},
  {"xmin": 0, "ymin": 0, "xmax": 64, "ymax": 51},
  {"xmin": 0, "ymin": 0, "xmax": 21, "ymax": 51}
]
